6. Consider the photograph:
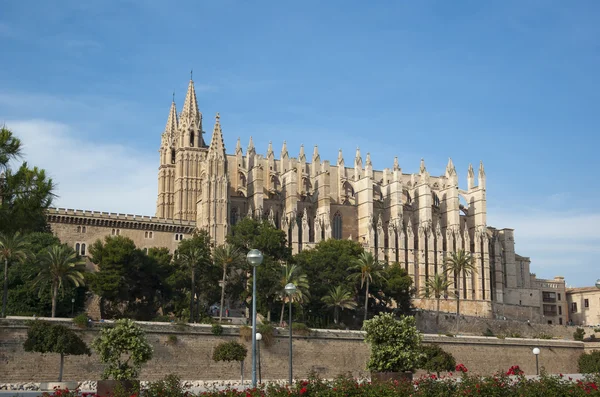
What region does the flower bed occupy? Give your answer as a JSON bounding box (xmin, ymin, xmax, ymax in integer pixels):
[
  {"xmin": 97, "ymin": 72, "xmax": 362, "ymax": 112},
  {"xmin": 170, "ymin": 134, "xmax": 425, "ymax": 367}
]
[{"xmin": 35, "ymin": 369, "xmax": 600, "ymax": 397}]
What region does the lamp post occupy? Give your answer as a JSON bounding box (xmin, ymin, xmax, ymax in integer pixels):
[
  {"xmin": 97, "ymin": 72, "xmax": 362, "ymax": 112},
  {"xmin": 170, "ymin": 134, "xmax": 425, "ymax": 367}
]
[
  {"xmin": 71, "ymin": 298, "xmax": 75, "ymax": 317},
  {"xmin": 256, "ymin": 332, "xmax": 262, "ymax": 384},
  {"xmin": 284, "ymin": 282, "xmax": 297, "ymax": 385},
  {"xmin": 247, "ymin": 249, "xmax": 263, "ymax": 388},
  {"xmin": 532, "ymin": 347, "xmax": 540, "ymax": 375},
  {"xmin": 595, "ymin": 279, "xmax": 600, "ymax": 289}
]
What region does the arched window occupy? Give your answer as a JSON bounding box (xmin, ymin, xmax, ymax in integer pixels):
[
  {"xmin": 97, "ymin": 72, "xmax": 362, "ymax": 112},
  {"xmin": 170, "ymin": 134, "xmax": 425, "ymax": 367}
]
[
  {"xmin": 81, "ymin": 243, "xmax": 86, "ymax": 256},
  {"xmin": 230, "ymin": 208, "xmax": 238, "ymax": 225},
  {"xmin": 82, "ymin": 226, "xmax": 86, "ymax": 233},
  {"xmin": 145, "ymin": 231, "xmax": 148, "ymax": 238},
  {"xmin": 111, "ymin": 229, "xmax": 116, "ymax": 235},
  {"xmin": 190, "ymin": 132, "xmax": 195, "ymax": 147},
  {"xmin": 76, "ymin": 226, "xmax": 81, "ymax": 233},
  {"xmin": 75, "ymin": 243, "xmax": 80, "ymax": 255},
  {"xmin": 333, "ymin": 212, "xmax": 343, "ymax": 240},
  {"xmin": 171, "ymin": 149, "xmax": 176, "ymax": 164}
]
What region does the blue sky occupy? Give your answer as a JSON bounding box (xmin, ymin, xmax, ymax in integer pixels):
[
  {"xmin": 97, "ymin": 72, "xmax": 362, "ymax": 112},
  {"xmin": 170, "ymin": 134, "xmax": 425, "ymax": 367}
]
[{"xmin": 1, "ymin": 1, "xmax": 599, "ymax": 286}]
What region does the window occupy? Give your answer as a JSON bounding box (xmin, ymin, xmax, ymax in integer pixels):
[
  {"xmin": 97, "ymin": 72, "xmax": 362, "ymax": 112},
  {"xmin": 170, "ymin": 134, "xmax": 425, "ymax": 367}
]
[
  {"xmin": 572, "ymin": 302, "xmax": 578, "ymax": 313},
  {"xmin": 111, "ymin": 229, "xmax": 116, "ymax": 235},
  {"xmin": 171, "ymin": 149, "xmax": 176, "ymax": 164},
  {"xmin": 332, "ymin": 212, "xmax": 342, "ymax": 240},
  {"xmin": 145, "ymin": 231, "xmax": 153, "ymax": 239},
  {"xmin": 585, "ymin": 299, "xmax": 589, "ymax": 308},
  {"xmin": 559, "ymin": 318, "xmax": 563, "ymax": 325},
  {"xmin": 190, "ymin": 132, "xmax": 195, "ymax": 147},
  {"xmin": 77, "ymin": 226, "xmax": 81, "ymax": 233},
  {"xmin": 143, "ymin": 248, "xmax": 148, "ymax": 254},
  {"xmin": 175, "ymin": 233, "xmax": 184, "ymax": 241},
  {"xmin": 558, "ymin": 306, "xmax": 562, "ymax": 315},
  {"xmin": 111, "ymin": 228, "xmax": 121, "ymax": 236},
  {"xmin": 81, "ymin": 243, "xmax": 86, "ymax": 256},
  {"xmin": 145, "ymin": 231, "xmax": 148, "ymax": 238},
  {"xmin": 558, "ymin": 293, "xmax": 561, "ymax": 301},
  {"xmin": 75, "ymin": 243, "xmax": 80, "ymax": 254}
]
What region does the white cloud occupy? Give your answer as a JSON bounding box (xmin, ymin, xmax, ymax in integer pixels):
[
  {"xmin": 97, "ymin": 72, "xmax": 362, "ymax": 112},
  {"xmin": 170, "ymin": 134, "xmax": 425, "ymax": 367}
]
[{"xmin": 6, "ymin": 119, "xmax": 157, "ymax": 216}]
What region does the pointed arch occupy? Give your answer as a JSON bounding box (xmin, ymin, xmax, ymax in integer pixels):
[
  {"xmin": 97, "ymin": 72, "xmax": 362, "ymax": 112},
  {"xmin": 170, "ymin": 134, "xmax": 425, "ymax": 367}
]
[{"xmin": 333, "ymin": 211, "xmax": 343, "ymax": 240}]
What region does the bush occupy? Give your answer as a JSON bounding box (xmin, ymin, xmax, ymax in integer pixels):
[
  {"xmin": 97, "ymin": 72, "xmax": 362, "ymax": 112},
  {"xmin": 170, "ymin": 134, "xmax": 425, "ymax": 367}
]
[
  {"xmin": 239, "ymin": 325, "xmax": 252, "ymax": 341},
  {"xmin": 574, "ymin": 327, "xmax": 586, "ymax": 341},
  {"xmin": 212, "ymin": 341, "xmax": 247, "ymax": 362},
  {"xmin": 418, "ymin": 344, "xmax": 456, "ymax": 376},
  {"xmin": 579, "ymin": 350, "xmax": 600, "ymax": 373},
  {"xmin": 594, "ymin": 328, "xmax": 600, "ymax": 333},
  {"xmin": 211, "ymin": 323, "xmax": 223, "ymax": 336},
  {"xmin": 534, "ymin": 333, "xmax": 554, "ymax": 340},
  {"xmin": 143, "ymin": 374, "xmax": 185, "ymax": 397},
  {"xmin": 482, "ymin": 328, "xmax": 494, "ymax": 337},
  {"xmin": 258, "ymin": 323, "xmax": 275, "ymax": 346},
  {"xmin": 166, "ymin": 335, "xmax": 178, "ymax": 345},
  {"xmin": 92, "ymin": 318, "xmax": 153, "ymax": 380},
  {"xmin": 291, "ymin": 322, "xmax": 311, "ymax": 336},
  {"xmin": 72, "ymin": 313, "xmax": 89, "ymax": 328},
  {"xmin": 363, "ymin": 313, "xmax": 423, "ymax": 373}
]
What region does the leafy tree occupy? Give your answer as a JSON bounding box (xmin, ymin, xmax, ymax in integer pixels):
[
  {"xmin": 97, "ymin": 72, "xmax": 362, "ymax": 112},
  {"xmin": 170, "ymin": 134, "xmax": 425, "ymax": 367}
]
[
  {"xmin": 0, "ymin": 231, "xmax": 30, "ymax": 317},
  {"xmin": 294, "ymin": 239, "xmax": 364, "ymax": 327},
  {"xmin": 212, "ymin": 243, "xmax": 243, "ymax": 322},
  {"xmin": 578, "ymin": 350, "xmax": 600, "ymax": 373},
  {"xmin": 423, "ymin": 273, "xmax": 452, "ymax": 327},
  {"xmin": 348, "ymin": 251, "xmax": 386, "ymax": 323},
  {"xmin": 92, "ymin": 318, "xmax": 153, "ymax": 380},
  {"xmin": 444, "ymin": 249, "xmax": 476, "ymax": 333},
  {"xmin": 0, "ymin": 126, "xmax": 22, "ymax": 169},
  {"xmin": 277, "ymin": 264, "xmax": 310, "ymax": 326},
  {"xmin": 33, "ymin": 245, "xmax": 86, "ymax": 318},
  {"xmin": 418, "ymin": 344, "xmax": 456, "ymax": 376},
  {"xmin": 147, "ymin": 247, "xmax": 173, "ymax": 314},
  {"xmin": 322, "ymin": 285, "xmax": 357, "ymax": 324},
  {"xmin": 23, "ymin": 320, "xmax": 91, "ymax": 381},
  {"xmin": 378, "ymin": 263, "xmax": 413, "ymax": 316},
  {"xmin": 363, "ymin": 312, "xmax": 423, "ymax": 373},
  {"xmin": 212, "ymin": 341, "xmax": 247, "ymax": 383},
  {"xmin": 179, "ymin": 247, "xmax": 204, "ymax": 323}
]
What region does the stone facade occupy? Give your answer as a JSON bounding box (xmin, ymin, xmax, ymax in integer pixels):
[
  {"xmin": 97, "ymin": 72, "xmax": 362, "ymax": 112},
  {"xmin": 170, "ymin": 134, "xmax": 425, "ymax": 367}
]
[
  {"xmin": 45, "ymin": 76, "xmax": 566, "ymax": 321},
  {"xmin": 567, "ymin": 287, "xmax": 600, "ymax": 326}
]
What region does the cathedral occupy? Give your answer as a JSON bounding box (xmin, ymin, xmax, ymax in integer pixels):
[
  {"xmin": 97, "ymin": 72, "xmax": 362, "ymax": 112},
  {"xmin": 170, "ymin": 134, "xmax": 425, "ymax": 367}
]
[{"xmin": 48, "ymin": 76, "xmax": 568, "ymax": 323}]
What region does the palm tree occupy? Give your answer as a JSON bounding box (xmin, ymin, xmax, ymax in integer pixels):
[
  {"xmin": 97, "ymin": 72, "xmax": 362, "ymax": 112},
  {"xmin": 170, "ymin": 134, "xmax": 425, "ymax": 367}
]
[
  {"xmin": 179, "ymin": 248, "xmax": 204, "ymax": 323},
  {"xmin": 0, "ymin": 232, "xmax": 30, "ymax": 317},
  {"xmin": 423, "ymin": 273, "xmax": 452, "ymax": 327},
  {"xmin": 278, "ymin": 264, "xmax": 310, "ymax": 326},
  {"xmin": 322, "ymin": 285, "xmax": 358, "ymax": 324},
  {"xmin": 348, "ymin": 251, "xmax": 385, "ymax": 322},
  {"xmin": 213, "ymin": 243, "xmax": 244, "ymax": 322},
  {"xmin": 444, "ymin": 249, "xmax": 477, "ymax": 333},
  {"xmin": 0, "ymin": 127, "xmax": 22, "ymax": 170},
  {"xmin": 33, "ymin": 245, "xmax": 86, "ymax": 318}
]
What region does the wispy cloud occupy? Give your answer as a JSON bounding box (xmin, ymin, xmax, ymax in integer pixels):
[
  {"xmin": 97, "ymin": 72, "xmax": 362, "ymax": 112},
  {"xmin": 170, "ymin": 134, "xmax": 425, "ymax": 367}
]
[{"xmin": 5, "ymin": 119, "xmax": 157, "ymax": 216}]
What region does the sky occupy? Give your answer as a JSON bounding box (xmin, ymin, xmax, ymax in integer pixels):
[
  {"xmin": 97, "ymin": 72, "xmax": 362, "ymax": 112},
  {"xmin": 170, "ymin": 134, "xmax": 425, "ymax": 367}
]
[{"xmin": 0, "ymin": 1, "xmax": 599, "ymax": 287}]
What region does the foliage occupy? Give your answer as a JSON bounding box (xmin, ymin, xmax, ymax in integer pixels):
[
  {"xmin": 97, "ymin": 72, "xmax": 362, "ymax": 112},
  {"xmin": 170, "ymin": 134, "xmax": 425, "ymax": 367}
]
[
  {"xmin": 444, "ymin": 249, "xmax": 476, "ymax": 333},
  {"xmin": 363, "ymin": 312, "xmax": 423, "ymax": 373},
  {"xmin": 483, "ymin": 328, "xmax": 495, "ymax": 337},
  {"xmin": 239, "ymin": 325, "xmax": 252, "ymax": 341},
  {"xmin": 535, "ymin": 332, "xmax": 553, "ymax": 340},
  {"xmin": 257, "ymin": 322, "xmax": 275, "ymax": 346},
  {"xmin": 277, "ymin": 264, "xmax": 310, "ymax": 325},
  {"xmin": 166, "ymin": 335, "xmax": 178, "ymax": 345},
  {"xmin": 348, "ymin": 251, "xmax": 386, "ymax": 322},
  {"xmin": 211, "ymin": 323, "xmax": 224, "ymax": 336},
  {"xmin": 33, "ymin": 244, "xmax": 86, "ymax": 317},
  {"xmin": 142, "ymin": 374, "xmax": 186, "ymax": 397},
  {"xmin": 378, "ymin": 263, "xmax": 413, "ymax": 316},
  {"xmin": 423, "ymin": 273, "xmax": 452, "ymax": 327},
  {"xmin": 212, "ymin": 341, "xmax": 247, "ymax": 362},
  {"xmin": 418, "ymin": 344, "xmax": 456, "ymax": 375},
  {"xmin": 213, "ymin": 243, "xmax": 244, "ymax": 322},
  {"xmin": 322, "ymin": 285, "xmax": 358, "ymax": 324},
  {"xmin": 291, "ymin": 322, "xmax": 311, "ymax": 336},
  {"xmin": 579, "ymin": 350, "xmax": 600, "ymax": 373},
  {"xmin": 574, "ymin": 327, "xmax": 586, "ymax": 341},
  {"xmin": 23, "ymin": 320, "xmax": 90, "ymax": 381},
  {"xmin": 73, "ymin": 313, "xmax": 89, "ymax": 328},
  {"xmin": 0, "ymin": 231, "xmax": 31, "ymax": 317},
  {"xmin": 92, "ymin": 318, "xmax": 153, "ymax": 380}
]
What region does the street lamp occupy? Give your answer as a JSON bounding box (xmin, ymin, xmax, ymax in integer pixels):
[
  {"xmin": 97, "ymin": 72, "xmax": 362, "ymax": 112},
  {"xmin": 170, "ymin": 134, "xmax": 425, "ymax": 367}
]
[
  {"xmin": 256, "ymin": 332, "xmax": 262, "ymax": 384},
  {"xmin": 71, "ymin": 298, "xmax": 75, "ymax": 317},
  {"xmin": 532, "ymin": 347, "xmax": 540, "ymax": 375},
  {"xmin": 247, "ymin": 249, "xmax": 263, "ymax": 388},
  {"xmin": 595, "ymin": 279, "xmax": 600, "ymax": 289},
  {"xmin": 285, "ymin": 282, "xmax": 297, "ymax": 385}
]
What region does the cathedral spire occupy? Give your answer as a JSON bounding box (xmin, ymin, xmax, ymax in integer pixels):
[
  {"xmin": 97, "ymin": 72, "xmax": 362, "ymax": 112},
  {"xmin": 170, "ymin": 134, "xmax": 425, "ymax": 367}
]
[
  {"xmin": 247, "ymin": 136, "xmax": 255, "ymax": 152},
  {"xmin": 445, "ymin": 157, "xmax": 457, "ymax": 186},
  {"xmin": 366, "ymin": 152, "xmax": 372, "ymax": 167},
  {"xmin": 467, "ymin": 163, "xmax": 475, "ymax": 190},
  {"xmin": 312, "ymin": 145, "xmax": 320, "ymax": 163},
  {"xmin": 180, "ymin": 77, "xmax": 202, "ymax": 127},
  {"xmin": 355, "ymin": 147, "xmax": 362, "ymax": 167},
  {"xmin": 267, "ymin": 141, "xmax": 273, "ymax": 156},
  {"xmin": 162, "ymin": 98, "xmax": 178, "ymax": 147},
  {"xmin": 420, "ymin": 158, "xmax": 427, "ymax": 174},
  {"xmin": 281, "ymin": 140, "xmax": 289, "ymax": 158},
  {"xmin": 235, "ymin": 137, "xmax": 243, "ymax": 155},
  {"xmin": 299, "ymin": 144, "xmax": 306, "ymax": 161},
  {"xmin": 393, "ymin": 156, "xmax": 400, "ymax": 171},
  {"xmin": 208, "ymin": 113, "xmax": 226, "ymax": 157},
  {"xmin": 478, "ymin": 160, "xmax": 486, "ymax": 190},
  {"xmin": 337, "ymin": 148, "xmax": 344, "ymax": 165}
]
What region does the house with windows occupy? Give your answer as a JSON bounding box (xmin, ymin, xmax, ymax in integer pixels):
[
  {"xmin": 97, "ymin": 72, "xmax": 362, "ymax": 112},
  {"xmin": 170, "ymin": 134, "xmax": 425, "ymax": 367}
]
[{"xmin": 567, "ymin": 287, "xmax": 600, "ymax": 326}]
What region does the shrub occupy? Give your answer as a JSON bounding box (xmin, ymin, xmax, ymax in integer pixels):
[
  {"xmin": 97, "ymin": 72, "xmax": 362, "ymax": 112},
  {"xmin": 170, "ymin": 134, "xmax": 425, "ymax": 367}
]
[
  {"xmin": 92, "ymin": 318, "xmax": 153, "ymax": 380},
  {"xmin": 143, "ymin": 374, "xmax": 185, "ymax": 397},
  {"xmin": 534, "ymin": 333, "xmax": 553, "ymax": 340},
  {"xmin": 291, "ymin": 322, "xmax": 311, "ymax": 336},
  {"xmin": 506, "ymin": 331, "xmax": 521, "ymax": 338},
  {"xmin": 23, "ymin": 320, "xmax": 91, "ymax": 382},
  {"xmin": 594, "ymin": 328, "xmax": 600, "ymax": 333},
  {"xmin": 482, "ymin": 328, "xmax": 494, "ymax": 337},
  {"xmin": 212, "ymin": 341, "xmax": 247, "ymax": 363},
  {"xmin": 258, "ymin": 323, "xmax": 275, "ymax": 346},
  {"xmin": 239, "ymin": 325, "xmax": 252, "ymax": 341},
  {"xmin": 211, "ymin": 323, "xmax": 223, "ymax": 336},
  {"xmin": 166, "ymin": 335, "xmax": 178, "ymax": 345},
  {"xmin": 574, "ymin": 327, "xmax": 586, "ymax": 341},
  {"xmin": 363, "ymin": 313, "xmax": 423, "ymax": 373},
  {"xmin": 445, "ymin": 333, "xmax": 455, "ymax": 337},
  {"xmin": 152, "ymin": 315, "xmax": 171, "ymax": 323},
  {"xmin": 72, "ymin": 313, "xmax": 89, "ymax": 328},
  {"xmin": 418, "ymin": 344, "xmax": 456, "ymax": 376},
  {"xmin": 579, "ymin": 350, "xmax": 600, "ymax": 373}
]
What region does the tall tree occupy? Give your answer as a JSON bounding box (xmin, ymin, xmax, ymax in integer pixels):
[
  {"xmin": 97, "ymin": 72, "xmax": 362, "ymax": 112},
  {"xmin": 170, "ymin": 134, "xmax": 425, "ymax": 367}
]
[
  {"xmin": 444, "ymin": 249, "xmax": 476, "ymax": 333},
  {"xmin": 0, "ymin": 232, "xmax": 30, "ymax": 317},
  {"xmin": 378, "ymin": 263, "xmax": 414, "ymax": 316},
  {"xmin": 212, "ymin": 243, "xmax": 243, "ymax": 322},
  {"xmin": 348, "ymin": 251, "xmax": 385, "ymax": 323},
  {"xmin": 179, "ymin": 247, "xmax": 204, "ymax": 323},
  {"xmin": 33, "ymin": 245, "xmax": 87, "ymax": 318},
  {"xmin": 423, "ymin": 273, "xmax": 452, "ymax": 327},
  {"xmin": 0, "ymin": 126, "xmax": 22, "ymax": 170},
  {"xmin": 322, "ymin": 285, "xmax": 357, "ymax": 324},
  {"xmin": 277, "ymin": 264, "xmax": 310, "ymax": 326}
]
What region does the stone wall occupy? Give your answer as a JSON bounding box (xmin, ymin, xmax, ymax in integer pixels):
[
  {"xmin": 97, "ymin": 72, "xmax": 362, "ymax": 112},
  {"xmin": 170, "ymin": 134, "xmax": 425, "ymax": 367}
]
[{"xmin": 0, "ymin": 318, "xmax": 585, "ymax": 382}]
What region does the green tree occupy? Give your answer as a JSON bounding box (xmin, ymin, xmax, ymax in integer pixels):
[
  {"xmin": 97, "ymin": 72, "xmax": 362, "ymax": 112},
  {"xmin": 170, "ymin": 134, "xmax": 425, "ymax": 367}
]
[
  {"xmin": 294, "ymin": 239, "xmax": 364, "ymax": 327},
  {"xmin": 179, "ymin": 247, "xmax": 204, "ymax": 323},
  {"xmin": 418, "ymin": 344, "xmax": 456, "ymax": 376},
  {"xmin": 0, "ymin": 231, "xmax": 30, "ymax": 317},
  {"xmin": 348, "ymin": 251, "xmax": 386, "ymax": 323},
  {"xmin": 147, "ymin": 247, "xmax": 173, "ymax": 315},
  {"xmin": 321, "ymin": 285, "xmax": 357, "ymax": 324},
  {"xmin": 33, "ymin": 245, "xmax": 86, "ymax": 318},
  {"xmin": 423, "ymin": 273, "xmax": 452, "ymax": 327},
  {"xmin": 212, "ymin": 341, "xmax": 247, "ymax": 383},
  {"xmin": 378, "ymin": 263, "xmax": 413, "ymax": 316},
  {"xmin": 277, "ymin": 264, "xmax": 310, "ymax": 326},
  {"xmin": 92, "ymin": 318, "xmax": 153, "ymax": 380},
  {"xmin": 0, "ymin": 126, "xmax": 22, "ymax": 169},
  {"xmin": 444, "ymin": 249, "xmax": 476, "ymax": 333},
  {"xmin": 23, "ymin": 320, "xmax": 91, "ymax": 381},
  {"xmin": 212, "ymin": 243, "xmax": 243, "ymax": 322}
]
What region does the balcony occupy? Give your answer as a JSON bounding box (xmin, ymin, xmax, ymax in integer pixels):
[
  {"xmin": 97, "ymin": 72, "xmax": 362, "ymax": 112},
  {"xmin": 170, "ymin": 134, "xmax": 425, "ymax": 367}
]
[{"xmin": 543, "ymin": 297, "xmax": 557, "ymax": 303}]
